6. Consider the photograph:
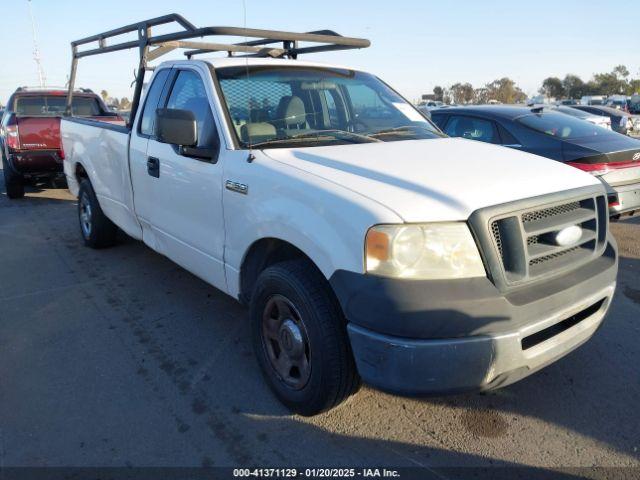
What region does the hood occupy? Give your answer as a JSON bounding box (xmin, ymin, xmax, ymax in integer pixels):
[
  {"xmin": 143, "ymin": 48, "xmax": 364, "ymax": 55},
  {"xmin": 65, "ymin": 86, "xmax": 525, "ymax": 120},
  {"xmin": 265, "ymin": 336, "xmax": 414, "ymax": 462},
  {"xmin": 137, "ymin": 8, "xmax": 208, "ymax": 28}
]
[{"xmin": 263, "ymin": 138, "xmax": 600, "ymax": 222}]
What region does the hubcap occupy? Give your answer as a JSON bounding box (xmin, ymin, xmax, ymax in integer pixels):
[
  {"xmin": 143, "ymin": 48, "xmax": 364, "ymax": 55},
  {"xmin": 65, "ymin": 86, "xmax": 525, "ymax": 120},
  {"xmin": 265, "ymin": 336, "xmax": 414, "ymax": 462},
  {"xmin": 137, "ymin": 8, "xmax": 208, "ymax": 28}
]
[
  {"xmin": 79, "ymin": 193, "xmax": 92, "ymax": 238},
  {"xmin": 262, "ymin": 295, "xmax": 311, "ymax": 390}
]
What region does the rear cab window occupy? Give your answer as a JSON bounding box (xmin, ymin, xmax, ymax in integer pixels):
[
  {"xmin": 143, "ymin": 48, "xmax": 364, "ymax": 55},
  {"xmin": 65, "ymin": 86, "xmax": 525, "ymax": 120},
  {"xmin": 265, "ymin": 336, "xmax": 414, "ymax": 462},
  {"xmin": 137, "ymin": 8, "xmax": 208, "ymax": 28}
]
[{"xmin": 14, "ymin": 95, "xmax": 104, "ymax": 117}]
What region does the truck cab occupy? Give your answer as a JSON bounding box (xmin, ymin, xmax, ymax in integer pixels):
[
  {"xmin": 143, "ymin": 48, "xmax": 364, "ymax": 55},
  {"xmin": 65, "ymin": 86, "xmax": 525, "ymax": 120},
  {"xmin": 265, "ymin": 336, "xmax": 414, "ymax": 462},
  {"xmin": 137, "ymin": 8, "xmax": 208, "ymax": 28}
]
[{"xmin": 60, "ymin": 15, "xmax": 618, "ymax": 415}]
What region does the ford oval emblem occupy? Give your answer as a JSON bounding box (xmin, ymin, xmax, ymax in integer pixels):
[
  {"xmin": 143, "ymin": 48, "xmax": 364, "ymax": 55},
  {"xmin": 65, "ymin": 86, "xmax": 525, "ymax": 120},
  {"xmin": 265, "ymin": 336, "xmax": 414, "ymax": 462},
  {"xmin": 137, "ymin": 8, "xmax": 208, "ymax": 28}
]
[{"xmin": 555, "ymin": 225, "xmax": 583, "ymax": 247}]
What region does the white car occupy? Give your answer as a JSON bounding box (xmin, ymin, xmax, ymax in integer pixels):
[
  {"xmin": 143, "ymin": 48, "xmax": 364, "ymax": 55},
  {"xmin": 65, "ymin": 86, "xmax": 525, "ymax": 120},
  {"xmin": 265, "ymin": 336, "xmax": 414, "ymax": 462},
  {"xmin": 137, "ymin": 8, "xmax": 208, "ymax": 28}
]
[
  {"xmin": 60, "ymin": 16, "xmax": 618, "ymax": 415},
  {"xmin": 546, "ymin": 105, "xmax": 612, "ymax": 130}
]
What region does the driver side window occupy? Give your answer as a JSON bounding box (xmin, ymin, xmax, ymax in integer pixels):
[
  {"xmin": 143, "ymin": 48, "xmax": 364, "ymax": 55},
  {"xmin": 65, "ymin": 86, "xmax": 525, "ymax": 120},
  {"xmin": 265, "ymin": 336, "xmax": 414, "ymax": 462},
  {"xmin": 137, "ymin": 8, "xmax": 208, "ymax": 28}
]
[{"xmin": 165, "ymin": 70, "xmax": 218, "ymax": 149}]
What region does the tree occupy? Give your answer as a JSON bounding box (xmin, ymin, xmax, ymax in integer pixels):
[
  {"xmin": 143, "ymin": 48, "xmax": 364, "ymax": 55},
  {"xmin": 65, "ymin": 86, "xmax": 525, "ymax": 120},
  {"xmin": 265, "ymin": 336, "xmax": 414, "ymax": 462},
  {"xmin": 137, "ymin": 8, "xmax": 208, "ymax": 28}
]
[
  {"xmin": 628, "ymin": 79, "xmax": 640, "ymax": 96},
  {"xmin": 473, "ymin": 87, "xmax": 490, "ymax": 104},
  {"xmin": 119, "ymin": 97, "xmax": 131, "ymax": 110},
  {"xmin": 433, "ymin": 86, "xmax": 444, "ymax": 102},
  {"xmin": 485, "ymin": 77, "xmax": 526, "ymax": 104},
  {"xmin": 539, "ymin": 77, "xmax": 565, "ymax": 99},
  {"xmin": 450, "ymin": 82, "xmax": 474, "ymax": 104},
  {"xmin": 613, "ymin": 65, "xmax": 629, "ymax": 80},
  {"xmin": 100, "ymin": 90, "xmax": 109, "ymax": 102},
  {"xmin": 562, "ymin": 74, "xmax": 585, "ymax": 99},
  {"xmin": 591, "ymin": 65, "xmax": 631, "ymax": 95}
]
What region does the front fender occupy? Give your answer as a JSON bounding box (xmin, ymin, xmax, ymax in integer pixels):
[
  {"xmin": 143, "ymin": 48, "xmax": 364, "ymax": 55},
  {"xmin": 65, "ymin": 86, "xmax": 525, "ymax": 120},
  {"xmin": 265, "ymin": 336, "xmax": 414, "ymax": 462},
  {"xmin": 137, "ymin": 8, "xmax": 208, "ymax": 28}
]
[{"xmin": 222, "ymin": 151, "xmax": 401, "ymax": 299}]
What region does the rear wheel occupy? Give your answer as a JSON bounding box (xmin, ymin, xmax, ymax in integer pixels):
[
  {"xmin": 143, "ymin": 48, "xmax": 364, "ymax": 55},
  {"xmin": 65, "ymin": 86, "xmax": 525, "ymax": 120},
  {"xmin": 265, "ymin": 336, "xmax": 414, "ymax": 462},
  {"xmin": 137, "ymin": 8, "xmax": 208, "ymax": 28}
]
[
  {"xmin": 251, "ymin": 259, "xmax": 360, "ymax": 416},
  {"xmin": 2, "ymin": 155, "xmax": 25, "ymax": 199},
  {"xmin": 78, "ymin": 179, "xmax": 118, "ymax": 248}
]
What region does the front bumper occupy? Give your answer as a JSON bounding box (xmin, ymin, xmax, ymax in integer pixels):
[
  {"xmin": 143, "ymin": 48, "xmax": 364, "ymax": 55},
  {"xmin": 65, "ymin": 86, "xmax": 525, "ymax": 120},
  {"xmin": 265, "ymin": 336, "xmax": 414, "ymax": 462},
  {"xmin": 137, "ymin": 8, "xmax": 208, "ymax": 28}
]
[{"xmin": 331, "ymin": 240, "xmax": 617, "ymax": 395}]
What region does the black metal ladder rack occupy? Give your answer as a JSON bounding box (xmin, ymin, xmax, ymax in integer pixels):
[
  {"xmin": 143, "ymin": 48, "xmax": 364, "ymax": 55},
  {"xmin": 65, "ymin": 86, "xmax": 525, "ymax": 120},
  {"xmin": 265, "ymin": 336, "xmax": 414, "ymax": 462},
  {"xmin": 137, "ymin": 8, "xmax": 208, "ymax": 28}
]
[{"xmin": 65, "ymin": 13, "xmax": 370, "ymax": 126}]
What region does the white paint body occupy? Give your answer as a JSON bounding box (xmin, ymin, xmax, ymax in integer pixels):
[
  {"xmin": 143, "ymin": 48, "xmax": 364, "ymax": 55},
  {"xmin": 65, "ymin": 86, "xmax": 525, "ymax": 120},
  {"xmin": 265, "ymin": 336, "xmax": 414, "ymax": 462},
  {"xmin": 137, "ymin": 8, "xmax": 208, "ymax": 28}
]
[{"xmin": 61, "ymin": 58, "xmax": 602, "ymax": 301}]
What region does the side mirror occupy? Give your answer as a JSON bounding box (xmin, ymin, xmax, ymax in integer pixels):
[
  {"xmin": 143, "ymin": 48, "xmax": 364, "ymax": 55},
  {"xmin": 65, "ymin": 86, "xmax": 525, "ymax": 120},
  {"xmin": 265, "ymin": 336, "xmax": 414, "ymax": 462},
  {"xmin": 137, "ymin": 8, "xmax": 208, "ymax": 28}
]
[{"xmin": 155, "ymin": 108, "xmax": 197, "ymax": 147}]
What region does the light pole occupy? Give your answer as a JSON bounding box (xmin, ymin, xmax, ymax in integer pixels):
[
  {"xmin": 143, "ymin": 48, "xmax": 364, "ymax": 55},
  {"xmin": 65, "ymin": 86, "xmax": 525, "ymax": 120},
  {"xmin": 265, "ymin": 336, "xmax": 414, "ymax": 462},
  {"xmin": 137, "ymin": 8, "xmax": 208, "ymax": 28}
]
[{"xmin": 27, "ymin": 0, "xmax": 46, "ymax": 88}]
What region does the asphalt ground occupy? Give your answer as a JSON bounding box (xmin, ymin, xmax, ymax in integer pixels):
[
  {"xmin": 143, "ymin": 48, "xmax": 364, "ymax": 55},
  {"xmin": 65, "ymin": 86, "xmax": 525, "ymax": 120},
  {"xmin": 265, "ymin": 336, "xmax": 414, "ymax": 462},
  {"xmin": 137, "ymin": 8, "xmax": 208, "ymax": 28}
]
[{"xmin": 0, "ymin": 167, "xmax": 638, "ymax": 478}]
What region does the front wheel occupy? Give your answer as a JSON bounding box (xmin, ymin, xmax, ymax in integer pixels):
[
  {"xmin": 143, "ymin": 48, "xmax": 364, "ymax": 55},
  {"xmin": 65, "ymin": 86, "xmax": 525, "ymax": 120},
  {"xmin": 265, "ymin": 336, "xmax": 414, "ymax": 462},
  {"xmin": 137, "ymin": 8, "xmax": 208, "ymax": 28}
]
[
  {"xmin": 78, "ymin": 179, "xmax": 118, "ymax": 248},
  {"xmin": 251, "ymin": 259, "xmax": 360, "ymax": 416}
]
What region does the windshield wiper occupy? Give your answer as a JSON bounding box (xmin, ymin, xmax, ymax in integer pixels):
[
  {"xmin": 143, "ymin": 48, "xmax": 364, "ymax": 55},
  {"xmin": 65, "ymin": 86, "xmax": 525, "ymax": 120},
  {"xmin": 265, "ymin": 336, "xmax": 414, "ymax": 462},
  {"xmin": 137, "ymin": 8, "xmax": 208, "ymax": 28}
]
[
  {"xmin": 368, "ymin": 125, "xmax": 442, "ymax": 139},
  {"xmin": 248, "ymin": 129, "xmax": 380, "ymax": 149},
  {"xmin": 289, "ymin": 129, "xmax": 381, "ymax": 143}
]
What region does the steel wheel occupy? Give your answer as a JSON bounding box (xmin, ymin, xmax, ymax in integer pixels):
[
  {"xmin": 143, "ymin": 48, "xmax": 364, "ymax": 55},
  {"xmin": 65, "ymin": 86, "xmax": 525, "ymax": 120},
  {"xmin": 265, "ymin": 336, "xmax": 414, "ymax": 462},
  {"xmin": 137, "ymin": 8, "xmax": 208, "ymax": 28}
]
[
  {"xmin": 261, "ymin": 294, "xmax": 311, "ymax": 390},
  {"xmin": 79, "ymin": 192, "xmax": 93, "ymax": 239}
]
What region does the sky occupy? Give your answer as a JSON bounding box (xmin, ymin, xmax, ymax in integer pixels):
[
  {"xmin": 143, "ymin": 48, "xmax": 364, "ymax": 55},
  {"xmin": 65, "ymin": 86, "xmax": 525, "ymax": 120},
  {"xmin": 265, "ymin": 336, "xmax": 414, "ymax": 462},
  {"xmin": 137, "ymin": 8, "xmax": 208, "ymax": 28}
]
[{"xmin": 1, "ymin": 0, "xmax": 639, "ymax": 106}]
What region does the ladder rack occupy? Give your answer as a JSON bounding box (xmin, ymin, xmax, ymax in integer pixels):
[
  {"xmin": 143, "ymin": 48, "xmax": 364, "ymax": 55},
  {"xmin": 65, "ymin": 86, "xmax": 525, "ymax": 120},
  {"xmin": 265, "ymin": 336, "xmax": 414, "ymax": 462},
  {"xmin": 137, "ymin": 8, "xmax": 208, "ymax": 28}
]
[{"xmin": 65, "ymin": 13, "xmax": 370, "ymax": 125}]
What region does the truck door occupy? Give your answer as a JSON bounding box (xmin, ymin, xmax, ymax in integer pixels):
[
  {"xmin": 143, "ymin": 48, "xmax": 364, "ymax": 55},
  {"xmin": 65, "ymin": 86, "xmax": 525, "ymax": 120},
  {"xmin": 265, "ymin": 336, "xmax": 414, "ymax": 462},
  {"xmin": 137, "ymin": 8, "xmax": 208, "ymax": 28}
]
[
  {"xmin": 144, "ymin": 67, "xmax": 227, "ymax": 292},
  {"xmin": 130, "ymin": 67, "xmax": 172, "ymax": 247}
]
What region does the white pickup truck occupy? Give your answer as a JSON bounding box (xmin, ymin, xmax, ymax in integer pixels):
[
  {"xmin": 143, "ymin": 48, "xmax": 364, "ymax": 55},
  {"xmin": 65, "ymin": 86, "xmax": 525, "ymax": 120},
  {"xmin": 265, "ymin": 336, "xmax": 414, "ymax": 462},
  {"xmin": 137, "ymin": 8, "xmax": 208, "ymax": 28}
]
[{"xmin": 61, "ymin": 16, "xmax": 617, "ymax": 415}]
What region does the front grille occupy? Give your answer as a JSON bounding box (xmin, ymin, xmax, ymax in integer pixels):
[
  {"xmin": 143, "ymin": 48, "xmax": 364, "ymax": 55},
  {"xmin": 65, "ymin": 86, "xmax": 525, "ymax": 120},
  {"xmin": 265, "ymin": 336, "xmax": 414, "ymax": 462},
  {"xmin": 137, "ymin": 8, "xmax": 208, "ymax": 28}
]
[
  {"xmin": 528, "ymin": 246, "xmax": 580, "ymax": 266},
  {"xmin": 521, "ymin": 201, "xmax": 580, "ymax": 223},
  {"xmin": 491, "ymin": 221, "xmax": 503, "ymax": 256},
  {"xmin": 486, "ymin": 194, "xmax": 607, "ymax": 285}
]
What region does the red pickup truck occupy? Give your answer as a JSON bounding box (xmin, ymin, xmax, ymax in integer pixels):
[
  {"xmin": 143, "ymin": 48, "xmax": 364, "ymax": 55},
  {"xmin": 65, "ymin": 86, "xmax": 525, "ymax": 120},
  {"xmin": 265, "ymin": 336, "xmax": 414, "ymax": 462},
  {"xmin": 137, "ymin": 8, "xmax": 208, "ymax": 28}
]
[{"xmin": 1, "ymin": 87, "xmax": 123, "ymax": 198}]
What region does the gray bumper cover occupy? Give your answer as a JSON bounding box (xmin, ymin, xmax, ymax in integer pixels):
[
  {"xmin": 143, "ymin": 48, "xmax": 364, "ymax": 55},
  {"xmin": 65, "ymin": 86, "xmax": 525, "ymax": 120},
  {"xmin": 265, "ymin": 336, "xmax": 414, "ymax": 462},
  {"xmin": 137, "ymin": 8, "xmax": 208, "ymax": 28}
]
[{"xmin": 331, "ymin": 240, "xmax": 617, "ymax": 395}]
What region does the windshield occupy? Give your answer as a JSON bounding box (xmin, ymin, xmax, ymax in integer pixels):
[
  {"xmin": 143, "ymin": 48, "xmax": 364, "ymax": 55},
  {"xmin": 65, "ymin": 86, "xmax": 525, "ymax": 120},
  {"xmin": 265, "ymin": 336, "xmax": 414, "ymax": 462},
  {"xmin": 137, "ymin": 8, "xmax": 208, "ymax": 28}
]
[
  {"xmin": 14, "ymin": 95, "xmax": 103, "ymax": 117},
  {"xmin": 517, "ymin": 112, "xmax": 614, "ymax": 139},
  {"xmin": 216, "ymin": 66, "xmax": 443, "ymax": 149}
]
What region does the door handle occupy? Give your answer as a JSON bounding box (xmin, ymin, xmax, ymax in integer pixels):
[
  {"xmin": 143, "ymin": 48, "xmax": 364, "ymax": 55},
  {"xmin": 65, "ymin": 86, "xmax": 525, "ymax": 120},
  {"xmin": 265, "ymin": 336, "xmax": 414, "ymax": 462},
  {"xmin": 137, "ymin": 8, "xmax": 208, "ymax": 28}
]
[{"xmin": 147, "ymin": 157, "xmax": 160, "ymax": 178}]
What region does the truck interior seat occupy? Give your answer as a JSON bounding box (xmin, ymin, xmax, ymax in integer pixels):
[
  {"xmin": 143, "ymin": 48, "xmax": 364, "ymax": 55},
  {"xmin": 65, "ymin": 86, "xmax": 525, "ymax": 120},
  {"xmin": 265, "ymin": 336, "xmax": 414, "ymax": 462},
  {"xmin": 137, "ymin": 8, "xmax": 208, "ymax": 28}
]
[
  {"xmin": 241, "ymin": 122, "xmax": 277, "ymax": 144},
  {"xmin": 276, "ymin": 96, "xmax": 311, "ymax": 134}
]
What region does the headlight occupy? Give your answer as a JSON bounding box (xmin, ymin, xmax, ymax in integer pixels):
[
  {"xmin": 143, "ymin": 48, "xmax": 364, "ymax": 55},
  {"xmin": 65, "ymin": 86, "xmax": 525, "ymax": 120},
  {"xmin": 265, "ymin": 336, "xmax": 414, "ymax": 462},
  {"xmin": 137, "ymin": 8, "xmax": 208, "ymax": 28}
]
[{"xmin": 365, "ymin": 223, "xmax": 486, "ymax": 279}]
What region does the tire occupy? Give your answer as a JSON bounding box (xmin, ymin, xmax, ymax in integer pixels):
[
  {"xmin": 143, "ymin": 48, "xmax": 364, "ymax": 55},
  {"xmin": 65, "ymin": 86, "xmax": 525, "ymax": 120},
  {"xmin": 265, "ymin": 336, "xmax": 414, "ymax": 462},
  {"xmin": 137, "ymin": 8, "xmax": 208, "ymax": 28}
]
[
  {"xmin": 78, "ymin": 179, "xmax": 118, "ymax": 248},
  {"xmin": 251, "ymin": 259, "xmax": 360, "ymax": 416},
  {"xmin": 2, "ymin": 155, "xmax": 25, "ymax": 199}
]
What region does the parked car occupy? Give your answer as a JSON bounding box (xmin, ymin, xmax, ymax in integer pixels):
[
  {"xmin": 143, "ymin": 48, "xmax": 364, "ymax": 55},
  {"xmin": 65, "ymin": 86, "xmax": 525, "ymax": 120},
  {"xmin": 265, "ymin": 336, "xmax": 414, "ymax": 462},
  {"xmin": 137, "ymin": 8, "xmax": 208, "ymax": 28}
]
[
  {"xmin": 605, "ymin": 95, "xmax": 629, "ymax": 112},
  {"xmin": 544, "ymin": 105, "xmax": 611, "ymax": 130},
  {"xmin": 431, "ymin": 106, "xmax": 640, "ymax": 217},
  {"xmin": 628, "ymin": 94, "xmax": 640, "ymax": 114},
  {"xmin": 580, "ymin": 95, "xmax": 606, "ymax": 106},
  {"xmin": 62, "ymin": 15, "xmax": 617, "ymax": 415},
  {"xmin": 570, "ymin": 105, "xmax": 640, "ymax": 136},
  {"xmin": 417, "ymin": 100, "xmax": 445, "ymax": 117},
  {"xmin": 0, "ymin": 87, "xmax": 123, "ymax": 198}
]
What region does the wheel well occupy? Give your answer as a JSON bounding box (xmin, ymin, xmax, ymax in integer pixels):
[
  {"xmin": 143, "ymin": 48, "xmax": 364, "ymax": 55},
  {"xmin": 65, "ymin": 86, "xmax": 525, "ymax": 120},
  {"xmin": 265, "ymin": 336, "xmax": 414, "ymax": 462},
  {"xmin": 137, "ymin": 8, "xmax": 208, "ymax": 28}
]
[
  {"xmin": 239, "ymin": 238, "xmax": 318, "ymax": 305},
  {"xmin": 75, "ymin": 163, "xmax": 88, "ymax": 182}
]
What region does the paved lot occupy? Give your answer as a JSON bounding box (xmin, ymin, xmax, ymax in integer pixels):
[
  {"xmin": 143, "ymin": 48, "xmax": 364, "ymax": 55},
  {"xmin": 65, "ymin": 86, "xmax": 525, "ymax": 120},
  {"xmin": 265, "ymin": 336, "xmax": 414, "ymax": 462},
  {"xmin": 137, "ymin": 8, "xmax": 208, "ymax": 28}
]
[{"xmin": 1, "ymin": 167, "xmax": 639, "ymax": 474}]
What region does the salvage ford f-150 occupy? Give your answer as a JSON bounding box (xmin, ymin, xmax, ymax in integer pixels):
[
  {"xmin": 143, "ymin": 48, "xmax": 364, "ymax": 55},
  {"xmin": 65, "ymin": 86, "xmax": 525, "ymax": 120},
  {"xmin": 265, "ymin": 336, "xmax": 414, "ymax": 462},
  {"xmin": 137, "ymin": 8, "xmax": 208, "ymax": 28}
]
[{"xmin": 61, "ymin": 15, "xmax": 618, "ymax": 415}]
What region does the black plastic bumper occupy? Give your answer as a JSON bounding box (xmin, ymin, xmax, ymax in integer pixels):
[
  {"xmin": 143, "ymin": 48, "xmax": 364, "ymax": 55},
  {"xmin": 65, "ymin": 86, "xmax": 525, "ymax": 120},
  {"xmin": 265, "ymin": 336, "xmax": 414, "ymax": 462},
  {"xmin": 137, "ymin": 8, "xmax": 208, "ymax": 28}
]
[{"xmin": 7, "ymin": 150, "xmax": 63, "ymax": 176}]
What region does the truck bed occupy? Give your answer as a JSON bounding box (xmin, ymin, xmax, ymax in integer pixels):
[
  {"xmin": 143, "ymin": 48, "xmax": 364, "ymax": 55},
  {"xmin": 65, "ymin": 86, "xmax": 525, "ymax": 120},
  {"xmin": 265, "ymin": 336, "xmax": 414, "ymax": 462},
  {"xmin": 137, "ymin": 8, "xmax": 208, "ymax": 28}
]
[{"xmin": 61, "ymin": 117, "xmax": 142, "ymax": 240}]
